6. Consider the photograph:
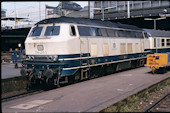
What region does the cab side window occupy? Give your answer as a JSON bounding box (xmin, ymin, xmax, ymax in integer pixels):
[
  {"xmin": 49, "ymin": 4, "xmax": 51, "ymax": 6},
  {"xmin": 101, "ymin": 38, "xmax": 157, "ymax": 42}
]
[{"xmin": 70, "ymin": 26, "xmax": 76, "ymax": 36}]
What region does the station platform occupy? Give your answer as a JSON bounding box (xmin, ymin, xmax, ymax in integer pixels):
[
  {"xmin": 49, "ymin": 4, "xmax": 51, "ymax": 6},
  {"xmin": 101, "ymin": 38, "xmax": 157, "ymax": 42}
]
[{"xmin": 2, "ymin": 67, "xmax": 170, "ymax": 112}]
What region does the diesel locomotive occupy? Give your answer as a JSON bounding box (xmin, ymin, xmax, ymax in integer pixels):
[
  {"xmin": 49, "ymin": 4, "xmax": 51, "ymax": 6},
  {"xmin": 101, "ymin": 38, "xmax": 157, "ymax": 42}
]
[{"xmin": 20, "ymin": 17, "xmax": 169, "ymax": 87}]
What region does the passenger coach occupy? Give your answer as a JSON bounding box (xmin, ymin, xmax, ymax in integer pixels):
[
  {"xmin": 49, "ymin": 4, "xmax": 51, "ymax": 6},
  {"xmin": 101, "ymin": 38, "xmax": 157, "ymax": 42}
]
[
  {"xmin": 144, "ymin": 29, "xmax": 170, "ymax": 53},
  {"xmin": 21, "ymin": 17, "xmax": 151, "ymax": 87}
]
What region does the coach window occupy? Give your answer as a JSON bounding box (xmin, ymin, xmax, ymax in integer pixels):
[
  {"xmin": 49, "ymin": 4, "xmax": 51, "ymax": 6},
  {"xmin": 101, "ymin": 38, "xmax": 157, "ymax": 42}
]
[
  {"xmin": 70, "ymin": 26, "xmax": 76, "ymax": 36},
  {"xmin": 167, "ymin": 39, "xmax": 170, "ymax": 46},
  {"xmin": 161, "ymin": 39, "xmax": 165, "ymax": 47},
  {"xmin": 157, "ymin": 39, "xmax": 160, "ymax": 48},
  {"xmin": 154, "ymin": 38, "xmax": 156, "ymax": 48}
]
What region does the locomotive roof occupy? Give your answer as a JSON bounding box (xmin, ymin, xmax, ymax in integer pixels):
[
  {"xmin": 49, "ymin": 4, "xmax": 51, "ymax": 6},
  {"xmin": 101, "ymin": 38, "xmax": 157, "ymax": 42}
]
[{"xmin": 36, "ymin": 16, "xmax": 143, "ymax": 31}]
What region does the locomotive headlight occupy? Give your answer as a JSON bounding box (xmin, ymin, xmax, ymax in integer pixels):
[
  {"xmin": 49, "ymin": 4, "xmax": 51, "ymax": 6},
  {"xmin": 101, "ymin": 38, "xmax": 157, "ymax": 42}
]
[
  {"xmin": 49, "ymin": 56, "xmax": 53, "ymax": 60},
  {"xmin": 26, "ymin": 56, "xmax": 32, "ymax": 60},
  {"xmin": 53, "ymin": 56, "xmax": 58, "ymax": 61},
  {"xmin": 26, "ymin": 56, "xmax": 30, "ymax": 60},
  {"xmin": 30, "ymin": 56, "xmax": 34, "ymax": 61},
  {"xmin": 48, "ymin": 56, "xmax": 58, "ymax": 61}
]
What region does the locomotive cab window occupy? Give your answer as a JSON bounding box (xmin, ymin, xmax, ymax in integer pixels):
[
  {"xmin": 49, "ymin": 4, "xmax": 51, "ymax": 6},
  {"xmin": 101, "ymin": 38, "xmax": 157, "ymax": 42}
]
[
  {"xmin": 44, "ymin": 26, "xmax": 60, "ymax": 36},
  {"xmin": 144, "ymin": 32, "xmax": 149, "ymax": 39},
  {"xmin": 29, "ymin": 26, "xmax": 43, "ymax": 37},
  {"xmin": 70, "ymin": 26, "xmax": 76, "ymax": 36}
]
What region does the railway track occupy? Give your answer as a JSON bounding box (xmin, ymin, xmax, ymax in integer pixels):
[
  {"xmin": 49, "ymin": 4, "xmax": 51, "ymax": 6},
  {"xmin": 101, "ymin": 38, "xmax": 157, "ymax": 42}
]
[
  {"xmin": 143, "ymin": 92, "xmax": 170, "ymax": 112},
  {"xmin": 1, "ymin": 80, "xmax": 69, "ymax": 102},
  {"xmin": 100, "ymin": 77, "xmax": 170, "ymax": 112},
  {"xmin": 1, "ymin": 89, "xmax": 44, "ymax": 102}
]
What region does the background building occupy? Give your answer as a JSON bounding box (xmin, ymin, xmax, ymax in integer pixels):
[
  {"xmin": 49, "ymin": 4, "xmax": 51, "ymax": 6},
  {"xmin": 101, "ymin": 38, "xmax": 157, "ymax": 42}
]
[
  {"xmin": 1, "ymin": 1, "xmax": 86, "ymax": 52},
  {"xmin": 1, "ymin": 4, "xmax": 46, "ymax": 29},
  {"xmin": 67, "ymin": 6, "xmax": 88, "ymax": 18},
  {"xmin": 1, "ymin": 1, "xmax": 84, "ymax": 29},
  {"xmin": 47, "ymin": 1, "xmax": 83, "ymax": 18}
]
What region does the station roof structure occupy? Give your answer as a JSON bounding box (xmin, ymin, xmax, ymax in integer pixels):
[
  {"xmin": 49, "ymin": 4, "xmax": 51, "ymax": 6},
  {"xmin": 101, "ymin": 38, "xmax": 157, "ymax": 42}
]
[
  {"xmin": 1, "ymin": 17, "xmax": 28, "ymax": 21},
  {"xmin": 93, "ymin": 1, "xmax": 170, "ymax": 30}
]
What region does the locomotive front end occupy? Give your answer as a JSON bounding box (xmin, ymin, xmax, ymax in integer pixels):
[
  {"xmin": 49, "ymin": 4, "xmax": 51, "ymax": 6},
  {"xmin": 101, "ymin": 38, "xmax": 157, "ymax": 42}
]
[{"xmin": 21, "ymin": 22, "xmax": 70, "ymax": 87}]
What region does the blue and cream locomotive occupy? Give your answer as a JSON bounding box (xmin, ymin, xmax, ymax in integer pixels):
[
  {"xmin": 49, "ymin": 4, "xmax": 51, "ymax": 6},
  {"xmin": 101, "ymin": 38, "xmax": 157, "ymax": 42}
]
[{"xmin": 21, "ymin": 17, "xmax": 160, "ymax": 86}]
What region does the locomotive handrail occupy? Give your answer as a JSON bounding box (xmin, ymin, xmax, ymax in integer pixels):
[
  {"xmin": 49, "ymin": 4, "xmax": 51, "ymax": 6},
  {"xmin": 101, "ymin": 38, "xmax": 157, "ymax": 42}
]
[{"xmin": 24, "ymin": 62, "xmax": 66, "ymax": 66}]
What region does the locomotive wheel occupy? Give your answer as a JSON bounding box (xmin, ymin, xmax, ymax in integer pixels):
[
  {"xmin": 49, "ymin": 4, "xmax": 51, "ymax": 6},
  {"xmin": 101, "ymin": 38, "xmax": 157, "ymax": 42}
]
[
  {"xmin": 74, "ymin": 70, "xmax": 81, "ymax": 83},
  {"xmin": 89, "ymin": 66, "xmax": 101, "ymax": 79},
  {"xmin": 56, "ymin": 83, "xmax": 60, "ymax": 88},
  {"xmin": 99, "ymin": 67, "xmax": 105, "ymax": 77},
  {"xmin": 68, "ymin": 70, "xmax": 80, "ymax": 84},
  {"xmin": 105, "ymin": 64, "xmax": 115, "ymax": 75},
  {"xmin": 29, "ymin": 75, "xmax": 36, "ymax": 84},
  {"xmin": 28, "ymin": 75, "xmax": 41, "ymax": 89},
  {"xmin": 46, "ymin": 78, "xmax": 53, "ymax": 86},
  {"xmin": 44, "ymin": 69, "xmax": 53, "ymax": 79},
  {"xmin": 159, "ymin": 67, "xmax": 167, "ymax": 74},
  {"xmin": 68, "ymin": 75, "xmax": 75, "ymax": 85},
  {"xmin": 163, "ymin": 67, "xmax": 167, "ymax": 73}
]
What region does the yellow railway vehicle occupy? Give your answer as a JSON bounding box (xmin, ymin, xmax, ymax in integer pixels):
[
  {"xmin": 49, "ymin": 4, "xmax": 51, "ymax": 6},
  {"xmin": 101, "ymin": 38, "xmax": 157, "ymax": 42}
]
[{"xmin": 145, "ymin": 52, "xmax": 170, "ymax": 74}]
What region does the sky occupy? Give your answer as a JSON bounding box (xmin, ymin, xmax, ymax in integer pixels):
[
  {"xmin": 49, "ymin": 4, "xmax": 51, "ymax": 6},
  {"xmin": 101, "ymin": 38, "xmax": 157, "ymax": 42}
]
[{"xmin": 1, "ymin": 1, "xmax": 88, "ymax": 11}]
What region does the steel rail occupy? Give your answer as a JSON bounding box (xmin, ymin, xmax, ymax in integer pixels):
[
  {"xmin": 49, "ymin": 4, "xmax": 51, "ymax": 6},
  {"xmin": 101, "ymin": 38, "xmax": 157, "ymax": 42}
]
[
  {"xmin": 143, "ymin": 92, "xmax": 170, "ymax": 112},
  {"xmin": 1, "ymin": 89, "xmax": 43, "ymax": 102}
]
